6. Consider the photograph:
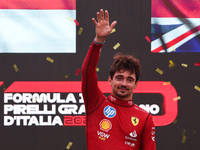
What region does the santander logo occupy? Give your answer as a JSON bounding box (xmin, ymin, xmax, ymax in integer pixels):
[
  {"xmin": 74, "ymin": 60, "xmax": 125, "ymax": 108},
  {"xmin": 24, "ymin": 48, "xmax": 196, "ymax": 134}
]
[{"xmin": 130, "ymin": 130, "xmax": 137, "ymax": 138}]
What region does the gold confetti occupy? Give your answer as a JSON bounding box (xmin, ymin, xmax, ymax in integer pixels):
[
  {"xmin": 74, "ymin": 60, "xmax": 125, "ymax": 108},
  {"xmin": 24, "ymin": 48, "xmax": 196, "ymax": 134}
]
[
  {"xmin": 66, "ymin": 142, "xmax": 73, "ymax": 149},
  {"xmin": 194, "ymin": 85, "xmax": 200, "ymax": 92},
  {"xmin": 172, "ymin": 46, "xmax": 176, "ymax": 51},
  {"xmin": 163, "ymin": 81, "xmax": 171, "ymax": 85},
  {"xmin": 173, "ymin": 96, "xmax": 181, "ymax": 101},
  {"xmin": 156, "ymin": 68, "xmax": 163, "ymax": 75},
  {"xmin": 78, "ymin": 27, "xmax": 83, "ymax": 35},
  {"xmin": 46, "ymin": 57, "xmax": 54, "ymax": 63},
  {"xmin": 113, "ymin": 43, "xmax": 120, "ymax": 50},
  {"xmin": 181, "ymin": 63, "xmax": 188, "ymax": 67},
  {"xmin": 1, "ymin": 83, "xmax": 6, "ymax": 91},
  {"xmin": 173, "ymin": 119, "xmax": 177, "ymax": 124},
  {"xmin": 110, "ymin": 28, "xmax": 116, "ymax": 34},
  {"xmin": 64, "ymin": 75, "xmax": 69, "ymax": 79},
  {"xmin": 13, "ymin": 64, "xmax": 19, "ymax": 72},
  {"xmin": 182, "ymin": 129, "xmax": 186, "ymax": 136},
  {"xmin": 169, "ymin": 60, "xmax": 176, "ymax": 68},
  {"xmin": 192, "ymin": 130, "xmax": 196, "ymax": 136},
  {"xmin": 67, "ymin": 17, "xmax": 73, "ymax": 22},
  {"xmin": 182, "ymin": 136, "xmax": 186, "ymax": 144},
  {"xmin": 96, "ymin": 67, "xmax": 99, "ymax": 72}
]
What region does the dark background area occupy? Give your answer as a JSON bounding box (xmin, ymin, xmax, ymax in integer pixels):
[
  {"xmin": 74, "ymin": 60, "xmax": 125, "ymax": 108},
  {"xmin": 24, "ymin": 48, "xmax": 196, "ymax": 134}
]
[{"xmin": 0, "ymin": 0, "xmax": 200, "ymax": 149}]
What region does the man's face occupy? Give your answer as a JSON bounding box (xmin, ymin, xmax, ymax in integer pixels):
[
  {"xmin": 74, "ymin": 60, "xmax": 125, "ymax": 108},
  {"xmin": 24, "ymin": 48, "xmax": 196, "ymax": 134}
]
[{"xmin": 108, "ymin": 70, "xmax": 138, "ymax": 100}]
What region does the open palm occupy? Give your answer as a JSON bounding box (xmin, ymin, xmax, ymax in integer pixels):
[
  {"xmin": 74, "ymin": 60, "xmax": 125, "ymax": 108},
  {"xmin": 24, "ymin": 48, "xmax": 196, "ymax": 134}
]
[{"xmin": 92, "ymin": 9, "xmax": 117, "ymax": 43}]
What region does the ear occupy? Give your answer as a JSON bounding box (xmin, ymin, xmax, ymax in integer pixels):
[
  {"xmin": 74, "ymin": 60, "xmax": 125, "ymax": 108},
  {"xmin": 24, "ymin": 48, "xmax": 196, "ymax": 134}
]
[
  {"xmin": 108, "ymin": 76, "xmax": 112, "ymax": 86},
  {"xmin": 134, "ymin": 81, "xmax": 138, "ymax": 89}
]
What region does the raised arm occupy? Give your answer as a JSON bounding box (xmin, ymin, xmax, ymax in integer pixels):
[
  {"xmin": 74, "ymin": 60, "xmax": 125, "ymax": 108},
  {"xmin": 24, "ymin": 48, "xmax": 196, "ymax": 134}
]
[{"xmin": 81, "ymin": 9, "xmax": 117, "ymax": 114}]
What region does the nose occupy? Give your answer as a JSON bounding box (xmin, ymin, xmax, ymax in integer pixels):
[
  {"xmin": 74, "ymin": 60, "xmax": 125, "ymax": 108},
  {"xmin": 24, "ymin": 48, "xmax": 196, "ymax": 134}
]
[{"xmin": 121, "ymin": 79, "xmax": 127, "ymax": 86}]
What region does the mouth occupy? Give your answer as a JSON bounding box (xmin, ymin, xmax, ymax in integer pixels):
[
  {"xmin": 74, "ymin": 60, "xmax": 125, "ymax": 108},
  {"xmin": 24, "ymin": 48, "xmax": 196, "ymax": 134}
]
[{"xmin": 117, "ymin": 87, "xmax": 129, "ymax": 91}]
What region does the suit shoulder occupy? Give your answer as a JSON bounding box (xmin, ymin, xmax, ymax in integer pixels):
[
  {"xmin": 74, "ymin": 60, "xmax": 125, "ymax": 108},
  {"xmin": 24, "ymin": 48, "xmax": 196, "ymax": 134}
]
[{"xmin": 133, "ymin": 104, "xmax": 149, "ymax": 116}]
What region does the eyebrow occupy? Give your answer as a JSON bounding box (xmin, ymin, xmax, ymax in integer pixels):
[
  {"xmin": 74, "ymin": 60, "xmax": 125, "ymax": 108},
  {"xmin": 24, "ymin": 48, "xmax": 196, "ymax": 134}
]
[{"xmin": 115, "ymin": 75, "xmax": 135, "ymax": 80}]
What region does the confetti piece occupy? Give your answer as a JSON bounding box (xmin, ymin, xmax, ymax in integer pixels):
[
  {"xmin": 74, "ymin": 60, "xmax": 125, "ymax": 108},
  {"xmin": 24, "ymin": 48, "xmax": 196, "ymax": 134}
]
[
  {"xmin": 1, "ymin": 83, "xmax": 6, "ymax": 91},
  {"xmin": 145, "ymin": 36, "xmax": 151, "ymax": 42},
  {"xmin": 194, "ymin": 85, "xmax": 200, "ymax": 92},
  {"xmin": 66, "ymin": 142, "xmax": 73, "ymax": 149},
  {"xmin": 78, "ymin": 27, "xmax": 83, "ymax": 35},
  {"xmin": 156, "ymin": 68, "xmax": 163, "ymax": 75},
  {"xmin": 110, "ymin": 28, "xmax": 116, "ymax": 34},
  {"xmin": 173, "ymin": 96, "xmax": 181, "ymax": 101},
  {"xmin": 74, "ymin": 19, "xmax": 79, "ymax": 26},
  {"xmin": 192, "ymin": 130, "xmax": 196, "ymax": 136},
  {"xmin": 75, "ymin": 68, "xmax": 81, "ymax": 76},
  {"xmin": 194, "ymin": 63, "xmax": 200, "ymax": 66},
  {"xmin": 13, "ymin": 64, "xmax": 19, "ymax": 72},
  {"xmin": 182, "ymin": 136, "xmax": 187, "ymax": 144},
  {"xmin": 113, "ymin": 43, "xmax": 120, "ymax": 50},
  {"xmin": 67, "ymin": 17, "xmax": 73, "ymax": 22},
  {"xmin": 64, "ymin": 75, "xmax": 69, "ymax": 79},
  {"xmin": 96, "ymin": 67, "xmax": 99, "ymax": 72},
  {"xmin": 169, "ymin": 60, "xmax": 176, "ymax": 68},
  {"xmin": 163, "ymin": 81, "xmax": 171, "ymax": 85},
  {"xmin": 181, "ymin": 63, "xmax": 188, "ymax": 67},
  {"xmin": 173, "ymin": 119, "xmax": 177, "ymax": 124},
  {"xmin": 172, "ymin": 46, "xmax": 176, "ymax": 51},
  {"xmin": 182, "ymin": 129, "xmax": 186, "ymax": 136},
  {"xmin": 46, "ymin": 57, "xmax": 54, "ymax": 63}
]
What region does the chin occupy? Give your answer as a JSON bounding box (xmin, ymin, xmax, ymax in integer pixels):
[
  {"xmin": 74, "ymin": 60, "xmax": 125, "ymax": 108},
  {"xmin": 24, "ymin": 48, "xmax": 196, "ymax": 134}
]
[{"xmin": 117, "ymin": 93, "xmax": 129, "ymax": 98}]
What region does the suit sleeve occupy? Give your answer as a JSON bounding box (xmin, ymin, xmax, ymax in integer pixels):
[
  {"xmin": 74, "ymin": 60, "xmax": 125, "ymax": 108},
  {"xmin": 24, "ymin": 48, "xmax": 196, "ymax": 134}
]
[
  {"xmin": 81, "ymin": 41, "xmax": 105, "ymax": 114},
  {"xmin": 140, "ymin": 114, "xmax": 156, "ymax": 150}
]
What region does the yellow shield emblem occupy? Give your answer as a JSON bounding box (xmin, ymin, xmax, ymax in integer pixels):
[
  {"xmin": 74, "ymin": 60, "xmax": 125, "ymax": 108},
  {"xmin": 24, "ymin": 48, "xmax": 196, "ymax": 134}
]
[{"xmin": 131, "ymin": 117, "xmax": 139, "ymax": 126}]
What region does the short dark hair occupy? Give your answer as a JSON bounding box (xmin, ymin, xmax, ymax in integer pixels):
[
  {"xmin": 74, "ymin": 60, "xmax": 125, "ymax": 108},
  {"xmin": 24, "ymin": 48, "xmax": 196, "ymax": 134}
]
[{"xmin": 109, "ymin": 53, "xmax": 141, "ymax": 83}]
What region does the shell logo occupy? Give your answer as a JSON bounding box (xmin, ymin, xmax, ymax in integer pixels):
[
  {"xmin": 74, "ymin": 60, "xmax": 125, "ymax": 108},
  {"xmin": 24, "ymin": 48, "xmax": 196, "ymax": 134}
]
[{"xmin": 99, "ymin": 119, "xmax": 112, "ymax": 132}]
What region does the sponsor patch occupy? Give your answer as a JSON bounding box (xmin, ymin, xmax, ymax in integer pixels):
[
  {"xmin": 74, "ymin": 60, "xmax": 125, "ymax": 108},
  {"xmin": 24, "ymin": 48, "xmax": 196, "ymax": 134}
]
[
  {"xmin": 125, "ymin": 141, "xmax": 135, "ymax": 147},
  {"xmin": 131, "ymin": 117, "xmax": 139, "ymax": 126},
  {"xmin": 130, "ymin": 130, "xmax": 137, "ymax": 138},
  {"xmin": 97, "ymin": 130, "xmax": 110, "ymax": 141},
  {"xmin": 99, "ymin": 119, "xmax": 112, "ymax": 132},
  {"xmin": 103, "ymin": 106, "xmax": 116, "ymax": 118}
]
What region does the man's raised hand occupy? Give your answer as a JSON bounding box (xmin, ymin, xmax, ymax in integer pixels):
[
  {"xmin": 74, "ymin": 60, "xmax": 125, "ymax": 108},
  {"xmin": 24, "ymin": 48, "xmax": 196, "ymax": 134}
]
[{"xmin": 92, "ymin": 9, "xmax": 117, "ymax": 43}]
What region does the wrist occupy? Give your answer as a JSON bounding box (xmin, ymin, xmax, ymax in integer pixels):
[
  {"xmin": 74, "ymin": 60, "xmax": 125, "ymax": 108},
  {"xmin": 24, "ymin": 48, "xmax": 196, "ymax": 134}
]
[{"xmin": 94, "ymin": 37, "xmax": 105, "ymax": 44}]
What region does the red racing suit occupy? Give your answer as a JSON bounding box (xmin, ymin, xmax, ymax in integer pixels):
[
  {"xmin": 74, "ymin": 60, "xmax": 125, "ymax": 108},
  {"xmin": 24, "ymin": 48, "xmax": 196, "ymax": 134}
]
[{"xmin": 81, "ymin": 41, "xmax": 156, "ymax": 150}]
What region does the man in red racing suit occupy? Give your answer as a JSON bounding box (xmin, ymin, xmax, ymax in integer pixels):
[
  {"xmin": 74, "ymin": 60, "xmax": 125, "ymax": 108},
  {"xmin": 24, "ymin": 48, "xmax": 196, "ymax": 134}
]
[{"xmin": 81, "ymin": 9, "xmax": 156, "ymax": 150}]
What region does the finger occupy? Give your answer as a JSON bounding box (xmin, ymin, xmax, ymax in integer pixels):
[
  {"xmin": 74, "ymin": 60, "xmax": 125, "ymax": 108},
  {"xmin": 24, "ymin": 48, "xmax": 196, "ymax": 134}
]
[
  {"xmin": 110, "ymin": 21, "xmax": 117, "ymax": 29},
  {"xmin": 100, "ymin": 9, "xmax": 104, "ymax": 20},
  {"xmin": 105, "ymin": 10, "xmax": 109, "ymax": 21},
  {"xmin": 92, "ymin": 18, "xmax": 98, "ymax": 26},
  {"xmin": 97, "ymin": 12, "xmax": 100, "ymax": 22}
]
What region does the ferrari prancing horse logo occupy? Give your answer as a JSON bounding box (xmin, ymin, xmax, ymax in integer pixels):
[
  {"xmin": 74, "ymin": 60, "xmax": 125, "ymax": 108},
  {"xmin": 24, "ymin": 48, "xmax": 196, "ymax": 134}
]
[{"xmin": 131, "ymin": 117, "xmax": 139, "ymax": 126}]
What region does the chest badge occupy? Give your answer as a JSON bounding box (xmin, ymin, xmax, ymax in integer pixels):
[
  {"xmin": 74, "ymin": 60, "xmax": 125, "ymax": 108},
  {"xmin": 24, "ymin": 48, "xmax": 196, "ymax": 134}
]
[
  {"xmin": 103, "ymin": 105, "xmax": 116, "ymax": 118},
  {"xmin": 131, "ymin": 117, "xmax": 139, "ymax": 126},
  {"xmin": 99, "ymin": 119, "xmax": 112, "ymax": 132}
]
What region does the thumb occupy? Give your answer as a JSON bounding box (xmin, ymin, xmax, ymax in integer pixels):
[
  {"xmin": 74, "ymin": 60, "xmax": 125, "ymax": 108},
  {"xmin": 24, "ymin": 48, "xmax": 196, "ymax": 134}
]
[{"xmin": 110, "ymin": 21, "xmax": 117, "ymax": 29}]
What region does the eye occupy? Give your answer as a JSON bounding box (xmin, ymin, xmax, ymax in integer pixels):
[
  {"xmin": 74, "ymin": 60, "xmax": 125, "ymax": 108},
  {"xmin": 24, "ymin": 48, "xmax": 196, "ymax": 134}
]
[
  {"xmin": 128, "ymin": 78, "xmax": 134, "ymax": 82},
  {"xmin": 115, "ymin": 76, "xmax": 123, "ymax": 80}
]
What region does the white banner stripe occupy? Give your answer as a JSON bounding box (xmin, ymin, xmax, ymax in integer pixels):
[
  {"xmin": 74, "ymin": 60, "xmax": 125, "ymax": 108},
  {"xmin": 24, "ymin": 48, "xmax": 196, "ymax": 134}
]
[
  {"xmin": 151, "ymin": 23, "xmax": 200, "ymax": 51},
  {"xmin": 0, "ymin": 9, "xmax": 76, "ymax": 53},
  {"xmin": 152, "ymin": 17, "xmax": 200, "ymax": 25}
]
